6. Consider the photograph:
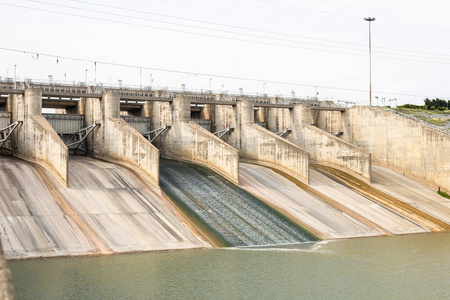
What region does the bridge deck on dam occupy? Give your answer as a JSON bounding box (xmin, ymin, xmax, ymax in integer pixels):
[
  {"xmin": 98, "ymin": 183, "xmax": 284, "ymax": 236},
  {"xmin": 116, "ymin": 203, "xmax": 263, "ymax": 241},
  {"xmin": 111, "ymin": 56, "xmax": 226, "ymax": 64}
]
[
  {"xmin": 0, "ymin": 156, "xmax": 208, "ymax": 259},
  {"xmin": 239, "ymin": 164, "xmax": 429, "ymax": 239}
]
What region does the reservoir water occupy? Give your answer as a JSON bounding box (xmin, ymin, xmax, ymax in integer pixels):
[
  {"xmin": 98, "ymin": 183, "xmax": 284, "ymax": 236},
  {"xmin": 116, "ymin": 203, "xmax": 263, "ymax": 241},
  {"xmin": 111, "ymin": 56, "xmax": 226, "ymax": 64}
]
[{"xmin": 9, "ymin": 232, "xmax": 450, "ymax": 299}]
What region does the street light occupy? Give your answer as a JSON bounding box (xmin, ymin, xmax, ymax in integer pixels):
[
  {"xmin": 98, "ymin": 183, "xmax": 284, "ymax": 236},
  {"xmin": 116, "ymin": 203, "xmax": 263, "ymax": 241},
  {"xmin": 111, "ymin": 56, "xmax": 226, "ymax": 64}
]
[
  {"xmin": 209, "ymin": 78, "xmax": 212, "ymax": 92},
  {"xmin": 14, "ymin": 65, "xmax": 17, "ymax": 81},
  {"xmin": 364, "ymin": 17, "xmax": 376, "ymax": 106},
  {"xmin": 85, "ymin": 69, "xmax": 88, "ymax": 83}
]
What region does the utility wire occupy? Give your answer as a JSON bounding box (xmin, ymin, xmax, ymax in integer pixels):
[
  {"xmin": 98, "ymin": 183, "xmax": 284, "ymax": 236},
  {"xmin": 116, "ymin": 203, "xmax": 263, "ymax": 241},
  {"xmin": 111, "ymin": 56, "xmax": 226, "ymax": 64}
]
[
  {"xmin": 0, "ymin": 46, "xmax": 445, "ymax": 99},
  {"xmin": 71, "ymin": 0, "xmax": 450, "ymax": 59},
  {"xmin": 158, "ymin": 0, "xmax": 450, "ymax": 45},
  {"xmin": 255, "ymin": 0, "xmax": 450, "ymax": 36},
  {"xmin": 27, "ymin": 0, "xmax": 370, "ymax": 53},
  {"xmin": 13, "ymin": 1, "xmax": 450, "ymax": 62},
  {"xmin": 0, "ymin": 2, "xmax": 370, "ymax": 57},
  {"xmin": 71, "ymin": 0, "xmax": 366, "ymax": 48}
]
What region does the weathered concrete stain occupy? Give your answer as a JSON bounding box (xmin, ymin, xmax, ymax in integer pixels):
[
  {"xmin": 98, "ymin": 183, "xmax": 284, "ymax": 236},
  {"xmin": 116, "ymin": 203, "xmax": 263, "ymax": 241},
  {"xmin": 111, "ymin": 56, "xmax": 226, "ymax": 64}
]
[
  {"xmin": 342, "ymin": 106, "xmax": 450, "ymax": 194},
  {"xmin": 0, "ymin": 156, "xmax": 209, "ymax": 259}
]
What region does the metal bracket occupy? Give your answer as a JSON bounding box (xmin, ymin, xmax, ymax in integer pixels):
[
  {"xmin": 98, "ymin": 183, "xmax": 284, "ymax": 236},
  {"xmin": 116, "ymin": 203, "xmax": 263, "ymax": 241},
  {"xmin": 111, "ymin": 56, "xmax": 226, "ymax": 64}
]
[
  {"xmin": 331, "ymin": 129, "xmax": 343, "ymax": 137},
  {"xmin": 276, "ymin": 127, "xmax": 291, "ymax": 138},
  {"xmin": 143, "ymin": 123, "xmax": 171, "ymax": 142},
  {"xmin": 0, "ymin": 120, "xmax": 22, "ymax": 149},
  {"xmin": 213, "ymin": 125, "xmax": 234, "ymax": 140},
  {"xmin": 60, "ymin": 121, "xmax": 101, "ymax": 151}
]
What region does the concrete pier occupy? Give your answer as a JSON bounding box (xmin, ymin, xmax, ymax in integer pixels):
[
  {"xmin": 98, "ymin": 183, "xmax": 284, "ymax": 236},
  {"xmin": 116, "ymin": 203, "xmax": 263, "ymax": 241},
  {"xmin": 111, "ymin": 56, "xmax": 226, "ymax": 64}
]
[
  {"xmin": 291, "ymin": 105, "xmax": 371, "ymax": 181},
  {"xmin": 155, "ymin": 96, "xmax": 239, "ymax": 184},
  {"xmin": 9, "ymin": 88, "xmax": 68, "ymax": 186},
  {"xmin": 236, "ymin": 100, "xmax": 310, "ymax": 183},
  {"xmin": 83, "ymin": 92, "xmax": 160, "ymax": 184},
  {"xmin": 263, "ymin": 103, "xmax": 370, "ymax": 181}
]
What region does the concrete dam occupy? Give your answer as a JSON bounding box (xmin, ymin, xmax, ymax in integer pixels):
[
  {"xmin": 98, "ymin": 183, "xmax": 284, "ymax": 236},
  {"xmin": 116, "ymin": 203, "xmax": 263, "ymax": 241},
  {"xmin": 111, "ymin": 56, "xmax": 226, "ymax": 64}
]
[{"xmin": 0, "ymin": 81, "xmax": 449, "ymax": 259}]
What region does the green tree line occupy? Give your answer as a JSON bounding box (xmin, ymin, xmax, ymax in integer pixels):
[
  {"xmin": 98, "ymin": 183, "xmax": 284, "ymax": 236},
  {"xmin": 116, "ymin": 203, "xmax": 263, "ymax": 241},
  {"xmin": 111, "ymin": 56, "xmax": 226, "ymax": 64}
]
[{"xmin": 424, "ymin": 98, "xmax": 450, "ymax": 110}]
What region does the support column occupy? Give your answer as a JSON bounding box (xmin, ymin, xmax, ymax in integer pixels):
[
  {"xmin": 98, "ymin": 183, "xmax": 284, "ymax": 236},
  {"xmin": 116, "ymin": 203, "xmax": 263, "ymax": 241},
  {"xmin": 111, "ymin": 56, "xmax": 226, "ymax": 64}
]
[
  {"xmin": 293, "ymin": 104, "xmax": 371, "ymax": 181},
  {"xmin": 11, "ymin": 88, "xmax": 69, "ymax": 185},
  {"xmin": 213, "ymin": 104, "xmax": 237, "ymax": 148},
  {"xmin": 84, "ymin": 92, "xmax": 160, "ymax": 184},
  {"xmin": 292, "ymin": 104, "xmax": 311, "ymax": 147},
  {"xmin": 139, "ymin": 101, "xmax": 153, "ymax": 118},
  {"xmin": 237, "ymin": 100, "xmax": 309, "ymax": 184},
  {"xmin": 151, "ymin": 101, "xmax": 172, "ymax": 149},
  {"xmin": 158, "ymin": 96, "xmax": 239, "ymax": 184}
]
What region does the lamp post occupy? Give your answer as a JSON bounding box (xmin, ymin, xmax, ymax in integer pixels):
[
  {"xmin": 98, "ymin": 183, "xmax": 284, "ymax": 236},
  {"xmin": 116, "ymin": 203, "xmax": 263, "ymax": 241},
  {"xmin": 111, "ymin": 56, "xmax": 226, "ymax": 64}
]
[
  {"xmin": 85, "ymin": 69, "xmax": 88, "ymax": 83},
  {"xmin": 209, "ymin": 78, "xmax": 212, "ymax": 93},
  {"xmin": 364, "ymin": 17, "xmax": 375, "ymax": 106},
  {"xmin": 14, "ymin": 65, "xmax": 17, "ymax": 81}
]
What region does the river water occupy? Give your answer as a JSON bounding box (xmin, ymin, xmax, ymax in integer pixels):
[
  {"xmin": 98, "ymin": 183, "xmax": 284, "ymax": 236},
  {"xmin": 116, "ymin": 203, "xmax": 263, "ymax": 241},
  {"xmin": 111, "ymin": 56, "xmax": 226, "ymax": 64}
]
[{"xmin": 9, "ymin": 232, "xmax": 450, "ymax": 299}]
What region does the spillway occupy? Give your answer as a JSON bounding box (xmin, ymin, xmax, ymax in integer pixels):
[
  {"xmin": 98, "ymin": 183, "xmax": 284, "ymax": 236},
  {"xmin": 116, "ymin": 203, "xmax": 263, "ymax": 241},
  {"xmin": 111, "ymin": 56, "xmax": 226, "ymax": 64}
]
[
  {"xmin": 371, "ymin": 165, "xmax": 450, "ymax": 226},
  {"xmin": 239, "ymin": 163, "xmax": 382, "ymax": 239},
  {"xmin": 159, "ymin": 159, "xmax": 316, "ymax": 247},
  {"xmin": 0, "ymin": 156, "xmax": 208, "ymax": 259},
  {"xmin": 313, "ymin": 164, "xmax": 450, "ymax": 232},
  {"xmin": 240, "ymin": 163, "xmax": 431, "ymax": 239}
]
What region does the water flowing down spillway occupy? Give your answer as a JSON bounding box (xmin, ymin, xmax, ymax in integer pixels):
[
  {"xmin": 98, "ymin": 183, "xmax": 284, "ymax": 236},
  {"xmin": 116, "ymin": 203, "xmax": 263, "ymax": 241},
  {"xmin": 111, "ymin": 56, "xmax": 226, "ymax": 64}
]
[{"xmin": 159, "ymin": 160, "xmax": 316, "ymax": 247}]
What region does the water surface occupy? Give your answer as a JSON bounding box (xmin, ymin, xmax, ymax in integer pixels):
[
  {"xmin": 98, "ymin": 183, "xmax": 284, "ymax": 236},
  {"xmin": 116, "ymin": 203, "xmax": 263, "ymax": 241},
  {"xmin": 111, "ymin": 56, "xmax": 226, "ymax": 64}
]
[
  {"xmin": 159, "ymin": 159, "xmax": 315, "ymax": 246},
  {"xmin": 10, "ymin": 232, "xmax": 450, "ymax": 299}
]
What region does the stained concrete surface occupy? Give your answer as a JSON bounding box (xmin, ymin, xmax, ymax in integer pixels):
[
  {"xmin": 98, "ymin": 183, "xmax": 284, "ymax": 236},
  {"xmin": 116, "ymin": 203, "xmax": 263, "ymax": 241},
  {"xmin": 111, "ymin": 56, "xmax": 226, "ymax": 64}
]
[
  {"xmin": 239, "ymin": 163, "xmax": 430, "ymax": 239},
  {"xmin": 239, "ymin": 163, "xmax": 383, "ymax": 239},
  {"xmin": 371, "ymin": 165, "xmax": 450, "ymax": 225},
  {"xmin": 0, "ymin": 156, "xmax": 208, "ymax": 259},
  {"xmin": 309, "ymin": 169, "xmax": 428, "ymax": 235},
  {"xmin": 0, "ymin": 156, "xmax": 94, "ymax": 259}
]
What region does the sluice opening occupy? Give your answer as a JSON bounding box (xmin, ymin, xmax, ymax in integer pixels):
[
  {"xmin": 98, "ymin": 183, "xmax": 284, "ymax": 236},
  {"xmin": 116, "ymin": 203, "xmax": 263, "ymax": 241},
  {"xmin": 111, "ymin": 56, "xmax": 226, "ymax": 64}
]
[{"xmin": 159, "ymin": 159, "xmax": 317, "ymax": 247}]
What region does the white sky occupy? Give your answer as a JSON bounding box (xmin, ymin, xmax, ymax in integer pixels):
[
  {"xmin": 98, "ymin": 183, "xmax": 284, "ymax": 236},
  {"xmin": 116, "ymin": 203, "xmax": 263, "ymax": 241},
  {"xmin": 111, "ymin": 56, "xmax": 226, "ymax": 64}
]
[{"xmin": 1, "ymin": 0, "xmax": 450, "ymax": 105}]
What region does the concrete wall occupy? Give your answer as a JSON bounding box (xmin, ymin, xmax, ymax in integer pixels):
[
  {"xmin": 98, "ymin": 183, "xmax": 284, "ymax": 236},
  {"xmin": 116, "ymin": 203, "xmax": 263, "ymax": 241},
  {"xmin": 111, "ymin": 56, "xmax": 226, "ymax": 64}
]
[
  {"xmin": 237, "ymin": 101, "xmax": 309, "ymax": 183},
  {"xmin": 151, "ymin": 101, "xmax": 172, "ymax": 149},
  {"xmin": 157, "ymin": 97, "xmax": 239, "ymax": 184},
  {"xmin": 84, "ymin": 93, "xmax": 160, "ymax": 184},
  {"xmin": 316, "ymin": 111, "xmax": 342, "ymax": 133},
  {"xmin": 300, "ymin": 125, "xmax": 371, "ymax": 180},
  {"xmin": 343, "ymin": 106, "xmax": 450, "ymax": 193},
  {"xmin": 0, "ymin": 244, "xmax": 15, "ymax": 299},
  {"xmin": 0, "ymin": 112, "xmax": 9, "ymax": 128},
  {"xmin": 10, "ymin": 89, "xmax": 68, "ymax": 185},
  {"xmin": 213, "ymin": 104, "xmax": 238, "ymax": 148},
  {"xmin": 265, "ymin": 104, "xmax": 371, "ymax": 181}
]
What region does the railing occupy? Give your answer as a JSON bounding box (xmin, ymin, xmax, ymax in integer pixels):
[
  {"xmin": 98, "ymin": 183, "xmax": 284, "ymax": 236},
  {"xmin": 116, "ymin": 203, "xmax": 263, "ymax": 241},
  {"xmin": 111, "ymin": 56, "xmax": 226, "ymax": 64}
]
[
  {"xmin": 389, "ymin": 109, "xmax": 449, "ymax": 135},
  {"xmin": 0, "ymin": 78, "xmax": 342, "ymax": 108}
]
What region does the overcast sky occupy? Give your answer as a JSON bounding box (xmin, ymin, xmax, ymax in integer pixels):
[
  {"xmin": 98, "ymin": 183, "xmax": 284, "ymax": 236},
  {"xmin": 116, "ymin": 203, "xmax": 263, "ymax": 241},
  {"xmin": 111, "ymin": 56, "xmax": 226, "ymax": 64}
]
[{"xmin": 1, "ymin": 0, "xmax": 450, "ymax": 105}]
